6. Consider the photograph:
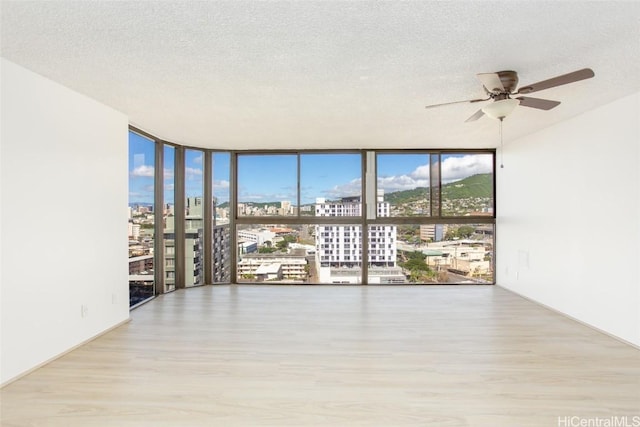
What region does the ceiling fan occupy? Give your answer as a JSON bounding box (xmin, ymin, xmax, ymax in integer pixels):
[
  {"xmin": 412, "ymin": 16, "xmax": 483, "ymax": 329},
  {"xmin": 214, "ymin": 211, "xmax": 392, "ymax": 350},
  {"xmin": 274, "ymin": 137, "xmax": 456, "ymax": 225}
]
[{"xmin": 425, "ymin": 68, "xmax": 595, "ymax": 122}]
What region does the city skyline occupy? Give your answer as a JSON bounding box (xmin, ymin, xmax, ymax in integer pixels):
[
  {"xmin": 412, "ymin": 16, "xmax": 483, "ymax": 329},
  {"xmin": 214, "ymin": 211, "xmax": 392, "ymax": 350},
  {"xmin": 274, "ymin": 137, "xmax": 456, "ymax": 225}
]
[{"xmin": 130, "ymin": 132, "xmax": 492, "ymax": 207}]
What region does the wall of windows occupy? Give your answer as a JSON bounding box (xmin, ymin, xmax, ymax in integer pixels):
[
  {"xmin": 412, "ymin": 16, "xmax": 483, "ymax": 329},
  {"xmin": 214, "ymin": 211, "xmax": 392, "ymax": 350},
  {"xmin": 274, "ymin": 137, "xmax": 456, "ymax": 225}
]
[
  {"xmin": 128, "ymin": 126, "xmax": 495, "ymax": 303},
  {"xmin": 367, "ymin": 151, "xmax": 494, "ymax": 284},
  {"xmin": 233, "ymin": 150, "xmax": 494, "ymax": 285}
]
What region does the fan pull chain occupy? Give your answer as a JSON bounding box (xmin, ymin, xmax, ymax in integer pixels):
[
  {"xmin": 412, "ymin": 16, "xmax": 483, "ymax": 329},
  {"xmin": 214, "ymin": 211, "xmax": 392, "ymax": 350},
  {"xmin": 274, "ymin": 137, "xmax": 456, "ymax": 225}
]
[{"xmin": 499, "ymin": 117, "xmax": 504, "ymax": 169}]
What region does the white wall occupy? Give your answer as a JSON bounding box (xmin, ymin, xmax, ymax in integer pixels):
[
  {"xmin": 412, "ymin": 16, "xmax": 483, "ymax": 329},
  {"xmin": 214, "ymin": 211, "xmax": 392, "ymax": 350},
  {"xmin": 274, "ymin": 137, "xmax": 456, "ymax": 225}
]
[
  {"xmin": 0, "ymin": 59, "xmax": 130, "ymax": 384},
  {"xmin": 497, "ymin": 92, "xmax": 640, "ymax": 346}
]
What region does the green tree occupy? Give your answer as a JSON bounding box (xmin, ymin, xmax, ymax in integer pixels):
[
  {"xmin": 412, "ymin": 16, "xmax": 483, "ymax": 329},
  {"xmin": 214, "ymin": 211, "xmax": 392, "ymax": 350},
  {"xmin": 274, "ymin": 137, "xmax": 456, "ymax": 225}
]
[
  {"xmin": 276, "ymin": 234, "xmax": 297, "ymax": 251},
  {"xmin": 458, "ymin": 225, "xmax": 475, "ymax": 238},
  {"xmin": 399, "ymin": 251, "xmax": 436, "ymax": 282}
]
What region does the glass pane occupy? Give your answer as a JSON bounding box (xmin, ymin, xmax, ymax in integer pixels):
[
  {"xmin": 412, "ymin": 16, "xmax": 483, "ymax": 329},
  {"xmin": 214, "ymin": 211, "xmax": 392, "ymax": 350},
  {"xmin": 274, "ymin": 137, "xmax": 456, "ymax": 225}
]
[
  {"xmin": 128, "ymin": 131, "xmax": 155, "ymax": 306},
  {"xmin": 441, "ymin": 153, "xmax": 494, "ymax": 216},
  {"xmin": 236, "ymin": 224, "xmax": 313, "ymax": 283},
  {"xmin": 185, "ymin": 149, "xmax": 204, "ymax": 287},
  {"xmin": 163, "ymin": 145, "xmax": 176, "ymax": 292},
  {"xmin": 212, "ymin": 152, "xmax": 231, "ymax": 283},
  {"xmin": 376, "ymin": 153, "xmax": 430, "ymax": 217},
  {"xmin": 300, "ymin": 153, "xmax": 362, "ymax": 216},
  {"xmin": 237, "ymin": 154, "xmax": 297, "ymax": 216},
  {"xmin": 366, "ymin": 224, "xmax": 402, "ymax": 284},
  {"xmin": 380, "ymin": 223, "xmax": 494, "ymax": 284},
  {"xmin": 235, "ymin": 223, "xmax": 362, "ymax": 284},
  {"xmin": 315, "ymin": 224, "xmax": 362, "ymax": 284}
]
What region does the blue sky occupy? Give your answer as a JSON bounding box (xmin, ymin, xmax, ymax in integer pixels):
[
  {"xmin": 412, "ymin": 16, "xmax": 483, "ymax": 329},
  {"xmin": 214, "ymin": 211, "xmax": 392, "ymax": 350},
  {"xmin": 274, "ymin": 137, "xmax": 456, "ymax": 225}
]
[
  {"xmin": 129, "ymin": 131, "xmax": 230, "ymax": 206},
  {"xmin": 129, "ymin": 132, "xmax": 155, "ymax": 205},
  {"xmin": 130, "ymin": 131, "xmax": 492, "ymax": 206},
  {"xmin": 237, "ymin": 153, "xmax": 363, "ymax": 204}
]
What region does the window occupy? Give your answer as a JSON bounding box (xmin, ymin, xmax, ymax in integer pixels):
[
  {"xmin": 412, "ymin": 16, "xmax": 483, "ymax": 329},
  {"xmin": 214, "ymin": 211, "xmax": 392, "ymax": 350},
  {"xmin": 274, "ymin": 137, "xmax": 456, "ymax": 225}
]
[
  {"xmin": 128, "ymin": 126, "xmax": 495, "ymax": 289},
  {"xmin": 128, "ymin": 131, "xmax": 155, "ymax": 306},
  {"xmin": 212, "ymin": 152, "xmax": 231, "ymax": 283},
  {"xmin": 235, "ymin": 152, "xmax": 364, "ymax": 284},
  {"xmin": 368, "ymin": 151, "xmax": 495, "ymax": 284},
  {"xmin": 185, "ymin": 149, "xmax": 204, "ymax": 287},
  {"xmin": 300, "ymin": 153, "xmax": 361, "ymax": 216},
  {"xmin": 377, "ymin": 223, "xmax": 494, "ymax": 284},
  {"xmin": 236, "ymin": 224, "xmax": 314, "ymax": 283},
  {"xmin": 237, "ymin": 154, "xmax": 297, "ymax": 216},
  {"xmin": 440, "ymin": 153, "xmax": 494, "ymax": 216},
  {"xmin": 377, "ymin": 153, "xmax": 430, "ymax": 216}
]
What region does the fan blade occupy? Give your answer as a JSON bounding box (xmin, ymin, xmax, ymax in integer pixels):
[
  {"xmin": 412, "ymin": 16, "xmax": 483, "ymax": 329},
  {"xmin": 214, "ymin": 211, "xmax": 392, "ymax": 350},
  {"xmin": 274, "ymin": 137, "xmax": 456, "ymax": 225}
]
[
  {"xmin": 477, "ymin": 73, "xmax": 505, "ymax": 93},
  {"xmin": 425, "ymin": 97, "xmax": 488, "ymax": 109},
  {"xmin": 516, "ymin": 68, "xmax": 594, "ymax": 94},
  {"xmin": 465, "ymin": 108, "xmax": 485, "ymax": 122},
  {"xmin": 516, "ymin": 97, "xmax": 561, "ymax": 110}
]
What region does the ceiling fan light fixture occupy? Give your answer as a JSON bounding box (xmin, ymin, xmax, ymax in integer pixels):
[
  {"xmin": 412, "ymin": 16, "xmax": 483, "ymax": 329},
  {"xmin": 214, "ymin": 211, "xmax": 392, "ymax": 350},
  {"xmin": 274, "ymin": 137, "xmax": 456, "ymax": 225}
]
[{"xmin": 482, "ymin": 98, "xmax": 520, "ymax": 119}]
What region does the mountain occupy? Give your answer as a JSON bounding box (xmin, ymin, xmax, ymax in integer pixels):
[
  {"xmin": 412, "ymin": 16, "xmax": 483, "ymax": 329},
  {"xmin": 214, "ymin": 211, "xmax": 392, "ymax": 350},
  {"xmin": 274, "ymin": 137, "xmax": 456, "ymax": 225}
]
[
  {"xmin": 384, "ymin": 187, "xmax": 428, "ymax": 205},
  {"xmin": 223, "ymin": 174, "xmax": 492, "ymax": 208},
  {"xmin": 441, "ymin": 173, "xmax": 492, "ymax": 199},
  {"xmin": 384, "ymin": 173, "xmax": 492, "ymax": 204}
]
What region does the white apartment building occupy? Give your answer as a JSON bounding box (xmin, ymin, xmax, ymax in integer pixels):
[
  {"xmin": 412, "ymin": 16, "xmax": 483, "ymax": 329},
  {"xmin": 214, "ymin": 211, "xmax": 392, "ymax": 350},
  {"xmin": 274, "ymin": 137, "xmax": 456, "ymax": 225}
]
[
  {"xmin": 128, "ymin": 222, "xmax": 141, "ymax": 239},
  {"xmin": 315, "ymin": 193, "xmax": 400, "ymax": 283}
]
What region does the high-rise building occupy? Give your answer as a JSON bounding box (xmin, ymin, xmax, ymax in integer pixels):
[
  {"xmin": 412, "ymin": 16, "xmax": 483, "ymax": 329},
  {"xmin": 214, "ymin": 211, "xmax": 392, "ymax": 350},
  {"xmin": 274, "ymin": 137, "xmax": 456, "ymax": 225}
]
[
  {"xmin": 314, "ymin": 192, "xmax": 402, "ymax": 283},
  {"xmin": 280, "ymin": 200, "xmax": 291, "ymax": 216},
  {"xmin": 130, "ymin": 223, "xmax": 141, "ymax": 239},
  {"xmin": 162, "ymin": 196, "xmax": 231, "ymax": 286},
  {"xmin": 212, "ymin": 224, "xmax": 230, "ymax": 283}
]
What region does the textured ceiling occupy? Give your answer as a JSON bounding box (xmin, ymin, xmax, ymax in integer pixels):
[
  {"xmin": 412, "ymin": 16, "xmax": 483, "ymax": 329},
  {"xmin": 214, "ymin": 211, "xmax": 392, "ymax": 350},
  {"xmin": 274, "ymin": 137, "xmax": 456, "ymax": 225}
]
[{"xmin": 2, "ymin": 1, "xmax": 639, "ymax": 150}]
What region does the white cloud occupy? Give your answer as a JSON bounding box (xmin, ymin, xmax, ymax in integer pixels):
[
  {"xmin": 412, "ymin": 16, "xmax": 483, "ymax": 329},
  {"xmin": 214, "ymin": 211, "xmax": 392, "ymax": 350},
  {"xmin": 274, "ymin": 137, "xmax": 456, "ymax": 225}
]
[
  {"xmin": 214, "ymin": 179, "xmax": 230, "ymax": 189},
  {"xmin": 186, "ymin": 167, "xmax": 203, "ymax": 180},
  {"xmin": 441, "ymin": 155, "xmax": 492, "ymax": 183},
  {"xmin": 192, "ymin": 154, "xmax": 203, "ymax": 164},
  {"xmin": 164, "ymin": 168, "xmax": 174, "ymax": 179},
  {"xmin": 131, "ymin": 165, "xmax": 154, "ymax": 177},
  {"xmin": 323, "ymin": 177, "xmax": 362, "ymax": 199},
  {"xmin": 378, "ymin": 174, "xmax": 429, "ymax": 193},
  {"xmin": 375, "ymin": 154, "xmax": 492, "ymax": 193},
  {"xmin": 378, "ymin": 163, "xmax": 430, "ymax": 193},
  {"xmin": 410, "ymin": 164, "xmax": 430, "ymax": 180}
]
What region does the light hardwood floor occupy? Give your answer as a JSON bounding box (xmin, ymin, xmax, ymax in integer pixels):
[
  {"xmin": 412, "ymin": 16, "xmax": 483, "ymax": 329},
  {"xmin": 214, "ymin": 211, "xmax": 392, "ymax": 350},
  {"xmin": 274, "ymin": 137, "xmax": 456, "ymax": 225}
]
[{"xmin": 1, "ymin": 285, "xmax": 639, "ymax": 426}]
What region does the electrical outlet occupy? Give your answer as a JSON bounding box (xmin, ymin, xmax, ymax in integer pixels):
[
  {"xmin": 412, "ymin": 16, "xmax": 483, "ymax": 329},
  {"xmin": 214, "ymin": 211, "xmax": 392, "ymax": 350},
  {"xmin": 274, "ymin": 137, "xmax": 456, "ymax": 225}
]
[{"xmin": 81, "ymin": 304, "xmax": 88, "ymax": 318}]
